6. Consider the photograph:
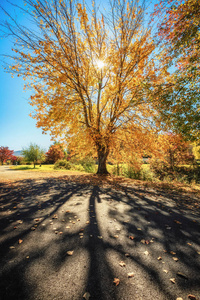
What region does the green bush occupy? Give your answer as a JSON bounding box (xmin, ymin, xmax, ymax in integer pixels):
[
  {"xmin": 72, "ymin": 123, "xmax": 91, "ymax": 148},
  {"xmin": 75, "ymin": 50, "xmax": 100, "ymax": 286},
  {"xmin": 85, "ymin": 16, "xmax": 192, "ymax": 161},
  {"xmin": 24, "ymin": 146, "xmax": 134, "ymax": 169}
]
[
  {"xmin": 150, "ymin": 159, "xmax": 200, "ymax": 184},
  {"xmin": 72, "ymin": 164, "xmax": 85, "ymax": 172},
  {"xmin": 113, "ymin": 164, "xmax": 154, "ymax": 181},
  {"xmin": 54, "ymin": 159, "xmax": 71, "ymax": 170},
  {"xmin": 74, "ymin": 157, "xmax": 96, "ymax": 173}
]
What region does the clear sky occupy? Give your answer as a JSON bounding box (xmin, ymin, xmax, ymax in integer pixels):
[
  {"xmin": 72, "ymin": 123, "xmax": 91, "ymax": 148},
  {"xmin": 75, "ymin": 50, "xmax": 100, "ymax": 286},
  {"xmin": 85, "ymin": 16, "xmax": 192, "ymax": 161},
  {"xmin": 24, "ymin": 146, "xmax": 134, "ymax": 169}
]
[{"xmin": 0, "ymin": 0, "xmax": 52, "ymax": 152}]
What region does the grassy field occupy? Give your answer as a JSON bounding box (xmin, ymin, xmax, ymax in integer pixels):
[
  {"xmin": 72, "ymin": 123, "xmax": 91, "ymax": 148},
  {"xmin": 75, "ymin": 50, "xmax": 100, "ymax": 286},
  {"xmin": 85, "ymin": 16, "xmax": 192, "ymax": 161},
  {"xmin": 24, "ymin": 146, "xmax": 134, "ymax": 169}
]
[{"xmin": 11, "ymin": 164, "xmax": 57, "ymax": 171}]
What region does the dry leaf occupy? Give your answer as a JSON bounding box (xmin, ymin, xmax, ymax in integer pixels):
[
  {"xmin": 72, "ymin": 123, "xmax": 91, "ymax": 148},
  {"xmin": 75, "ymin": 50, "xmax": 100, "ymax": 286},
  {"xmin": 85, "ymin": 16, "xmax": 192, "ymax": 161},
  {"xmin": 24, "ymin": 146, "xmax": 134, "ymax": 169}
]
[
  {"xmin": 188, "ymin": 295, "xmax": 197, "ymax": 300},
  {"xmin": 129, "ymin": 236, "xmax": 134, "ymax": 240},
  {"xmin": 174, "ymin": 220, "xmax": 182, "ymax": 225},
  {"xmin": 9, "ymin": 246, "xmax": 15, "ymax": 249},
  {"xmin": 67, "ymin": 251, "xmax": 74, "ymax": 256},
  {"xmin": 197, "ymin": 251, "xmax": 200, "ymax": 255},
  {"xmin": 187, "ymin": 243, "xmax": 192, "ymax": 246},
  {"xmin": 157, "ymin": 256, "xmax": 162, "ymax": 260},
  {"xmin": 114, "ymin": 235, "xmax": 119, "ymax": 238},
  {"xmin": 83, "ymin": 292, "xmax": 90, "ymax": 300},
  {"xmin": 176, "ymin": 298, "xmax": 183, "ymax": 300},
  {"xmin": 113, "ymin": 278, "xmax": 120, "ymax": 286},
  {"xmin": 170, "ymin": 278, "xmax": 176, "ymax": 284},
  {"xmin": 119, "ymin": 261, "xmax": 126, "ymax": 267},
  {"xmin": 141, "ymin": 239, "xmax": 146, "ymax": 244},
  {"xmin": 125, "ymin": 253, "xmax": 130, "ymax": 257},
  {"xmin": 66, "ymin": 226, "xmax": 70, "ymax": 229},
  {"xmin": 170, "ymin": 251, "xmax": 176, "ymax": 255},
  {"xmin": 177, "ymin": 272, "xmax": 188, "ymax": 280},
  {"xmin": 173, "ymin": 257, "xmax": 179, "ymax": 262},
  {"xmin": 144, "ymin": 251, "xmax": 149, "ymax": 255},
  {"xmin": 127, "ymin": 272, "xmax": 134, "ymax": 278},
  {"xmin": 18, "ymin": 239, "xmax": 23, "ymax": 244},
  {"xmin": 163, "ymin": 269, "xmax": 168, "ymax": 273}
]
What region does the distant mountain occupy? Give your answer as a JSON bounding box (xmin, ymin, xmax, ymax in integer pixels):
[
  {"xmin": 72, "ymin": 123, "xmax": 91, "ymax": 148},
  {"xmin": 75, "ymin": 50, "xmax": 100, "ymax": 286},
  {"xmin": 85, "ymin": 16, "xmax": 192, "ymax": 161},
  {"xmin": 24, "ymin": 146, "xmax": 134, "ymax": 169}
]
[{"xmin": 14, "ymin": 150, "xmax": 23, "ymax": 157}]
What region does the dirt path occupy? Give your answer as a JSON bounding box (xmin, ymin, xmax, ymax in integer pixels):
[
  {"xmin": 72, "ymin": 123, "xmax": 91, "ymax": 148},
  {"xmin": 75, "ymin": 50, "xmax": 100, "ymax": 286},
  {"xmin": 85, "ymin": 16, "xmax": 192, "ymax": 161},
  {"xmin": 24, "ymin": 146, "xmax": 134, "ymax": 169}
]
[{"xmin": 0, "ymin": 167, "xmax": 200, "ymax": 299}]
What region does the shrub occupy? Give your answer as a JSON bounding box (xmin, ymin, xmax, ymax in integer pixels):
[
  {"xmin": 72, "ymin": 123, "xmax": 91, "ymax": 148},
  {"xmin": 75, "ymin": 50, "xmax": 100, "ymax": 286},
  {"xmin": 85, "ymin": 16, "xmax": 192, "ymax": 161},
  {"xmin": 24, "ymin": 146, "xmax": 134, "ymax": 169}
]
[
  {"xmin": 150, "ymin": 159, "xmax": 200, "ymax": 183},
  {"xmin": 75, "ymin": 157, "xmax": 96, "ymax": 173},
  {"xmin": 72, "ymin": 164, "xmax": 85, "ymax": 172},
  {"xmin": 54, "ymin": 159, "xmax": 71, "ymax": 170}
]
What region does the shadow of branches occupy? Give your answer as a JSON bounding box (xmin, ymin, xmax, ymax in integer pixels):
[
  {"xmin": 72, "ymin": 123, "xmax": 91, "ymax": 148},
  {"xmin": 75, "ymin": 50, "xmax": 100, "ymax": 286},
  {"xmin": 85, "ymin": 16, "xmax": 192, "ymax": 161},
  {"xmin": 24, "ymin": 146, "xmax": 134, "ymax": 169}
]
[{"xmin": 0, "ymin": 176, "xmax": 200, "ymax": 300}]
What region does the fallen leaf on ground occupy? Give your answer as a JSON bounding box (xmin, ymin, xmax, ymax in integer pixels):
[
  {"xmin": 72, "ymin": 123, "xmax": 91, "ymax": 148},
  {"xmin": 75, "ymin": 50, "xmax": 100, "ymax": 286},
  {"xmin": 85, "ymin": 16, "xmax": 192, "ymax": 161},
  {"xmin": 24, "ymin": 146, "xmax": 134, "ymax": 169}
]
[
  {"xmin": 174, "ymin": 220, "xmax": 182, "ymax": 225},
  {"xmin": 67, "ymin": 251, "xmax": 74, "ymax": 256},
  {"xmin": 144, "ymin": 251, "xmax": 149, "ymax": 255},
  {"xmin": 125, "ymin": 253, "xmax": 130, "ymax": 257},
  {"xmin": 98, "ymin": 236, "xmax": 103, "ymax": 239},
  {"xmin": 170, "ymin": 251, "xmax": 176, "ymax": 255},
  {"xmin": 173, "ymin": 257, "xmax": 179, "ymax": 262},
  {"xmin": 176, "ymin": 272, "xmax": 188, "ymax": 280},
  {"xmin": 163, "ymin": 269, "xmax": 168, "ymax": 273},
  {"xmin": 114, "ymin": 235, "xmax": 119, "ymax": 238},
  {"xmin": 9, "ymin": 246, "xmax": 15, "ymax": 249},
  {"xmin": 129, "ymin": 236, "xmax": 134, "ymax": 240},
  {"xmin": 170, "ymin": 278, "xmax": 176, "ymax": 284},
  {"xmin": 66, "ymin": 226, "xmax": 70, "ymax": 229},
  {"xmin": 157, "ymin": 256, "xmax": 162, "ymax": 260},
  {"xmin": 187, "ymin": 243, "xmax": 192, "ymax": 246},
  {"xmin": 176, "ymin": 298, "xmax": 183, "ymax": 300},
  {"xmin": 18, "ymin": 239, "xmax": 23, "ymax": 244},
  {"xmin": 119, "ymin": 261, "xmax": 126, "ymax": 267},
  {"xmin": 197, "ymin": 251, "xmax": 200, "ymax": 255},
  {"xmin": 113, "ymin": 278, "xmax": 120, "ymax": 286},
  {"xmin": 127, "ymin": 272, "xmax": 134, "ymax": 278},
  {"xmin": 188, "ymin": 295, "xmax": 197, "ymax": 300},
  {"xmin": 83, "ymin": 292, "xmax": 90, "ymax": 300}
]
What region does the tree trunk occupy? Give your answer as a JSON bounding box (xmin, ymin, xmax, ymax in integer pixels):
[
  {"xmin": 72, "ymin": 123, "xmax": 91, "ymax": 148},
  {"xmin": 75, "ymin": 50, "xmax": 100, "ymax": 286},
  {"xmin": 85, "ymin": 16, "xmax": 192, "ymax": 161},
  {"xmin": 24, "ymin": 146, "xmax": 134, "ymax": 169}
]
[{"xmin": 97, "ymin": 147, "xmax": 109, "ymax": 175}]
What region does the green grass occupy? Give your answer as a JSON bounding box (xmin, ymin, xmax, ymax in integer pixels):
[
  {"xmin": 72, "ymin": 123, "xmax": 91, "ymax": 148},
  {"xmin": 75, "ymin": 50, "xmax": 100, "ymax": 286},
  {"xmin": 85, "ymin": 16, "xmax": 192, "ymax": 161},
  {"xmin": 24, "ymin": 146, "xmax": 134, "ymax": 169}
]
[{"xmin": 11, "ymin": 164, "xmax": 55, "ymax": 171}]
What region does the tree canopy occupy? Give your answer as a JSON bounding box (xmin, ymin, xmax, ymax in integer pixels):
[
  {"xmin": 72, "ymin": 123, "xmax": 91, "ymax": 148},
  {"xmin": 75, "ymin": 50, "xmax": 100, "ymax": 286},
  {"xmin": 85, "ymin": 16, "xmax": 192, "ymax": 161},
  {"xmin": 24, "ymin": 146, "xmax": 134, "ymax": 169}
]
[
  {"xmin": 153, "ymin": 0, "xmax": 200, "ymax": 141},
  {"xmin": 0, "ymin": 146, "xmax": 14, "ymax": 165},
  {"xmin": 1, "ymin": 0, "xmax": 199, "ymax": 174},
  {"xmin": 22, "ymin": 143, "xmax": 45, "ymax": 168}
]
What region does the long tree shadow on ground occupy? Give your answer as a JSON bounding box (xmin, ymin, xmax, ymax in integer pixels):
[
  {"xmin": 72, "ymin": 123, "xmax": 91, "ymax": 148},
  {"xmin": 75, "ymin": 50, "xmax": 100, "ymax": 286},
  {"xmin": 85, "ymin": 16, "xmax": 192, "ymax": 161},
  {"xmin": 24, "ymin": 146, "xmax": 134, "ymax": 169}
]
[{"xmin": 0, "ymin": 177, "xmax": 200, "ymax": 300}]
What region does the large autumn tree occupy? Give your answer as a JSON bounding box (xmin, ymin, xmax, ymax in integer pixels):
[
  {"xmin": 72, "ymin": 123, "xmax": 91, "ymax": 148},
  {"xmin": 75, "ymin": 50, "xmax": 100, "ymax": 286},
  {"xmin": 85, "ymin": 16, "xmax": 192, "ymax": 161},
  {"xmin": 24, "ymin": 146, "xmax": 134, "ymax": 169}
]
[{"xmin": 1, "ymin": 0, "xmax": 175, "ymax": 174}]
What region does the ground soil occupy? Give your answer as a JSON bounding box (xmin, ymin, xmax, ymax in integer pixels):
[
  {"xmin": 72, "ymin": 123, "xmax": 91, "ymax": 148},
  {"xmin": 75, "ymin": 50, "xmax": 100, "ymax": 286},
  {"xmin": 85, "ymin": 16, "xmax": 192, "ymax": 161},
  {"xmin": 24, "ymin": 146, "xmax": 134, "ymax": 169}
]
[{"xmin": 0, "ymin": 166, "xmax": 200, "ymax": 300}]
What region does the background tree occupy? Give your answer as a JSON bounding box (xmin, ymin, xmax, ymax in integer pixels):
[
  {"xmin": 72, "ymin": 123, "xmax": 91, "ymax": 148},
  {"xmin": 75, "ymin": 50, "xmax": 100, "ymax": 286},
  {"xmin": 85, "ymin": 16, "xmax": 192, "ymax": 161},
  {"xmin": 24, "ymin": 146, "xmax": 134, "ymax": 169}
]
[
  {"xmin": 22, "ymin": 143, "xmax": 45, "ymax": 168},
  {"xmin": 1, "ymin": 0, "xmax": 196, "ymax": 174},
  {"xmin": 45, "ymin": 143, "xmax": 66, "ymax": 164},
  {"xmin": 0, "ymin": 146, "xmax": 14, "ymax": 165},
  {"xmin": 158, "ymin": 133, "xmax": 195, "ymax": 170},
  {"xmin": 152, "ymin": 0, "xmax": 200, "ymax": 141}
]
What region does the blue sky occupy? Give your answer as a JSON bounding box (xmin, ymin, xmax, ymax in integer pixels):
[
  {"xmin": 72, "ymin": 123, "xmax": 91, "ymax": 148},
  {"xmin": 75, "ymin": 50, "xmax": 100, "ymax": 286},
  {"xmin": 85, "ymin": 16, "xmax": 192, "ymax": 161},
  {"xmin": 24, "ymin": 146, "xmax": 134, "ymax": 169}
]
[{"xmin": 0, "ymin": 0, "xmax": 52, "ymax": 151}]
